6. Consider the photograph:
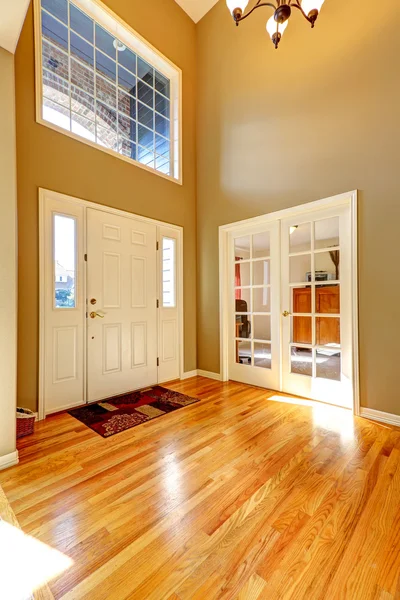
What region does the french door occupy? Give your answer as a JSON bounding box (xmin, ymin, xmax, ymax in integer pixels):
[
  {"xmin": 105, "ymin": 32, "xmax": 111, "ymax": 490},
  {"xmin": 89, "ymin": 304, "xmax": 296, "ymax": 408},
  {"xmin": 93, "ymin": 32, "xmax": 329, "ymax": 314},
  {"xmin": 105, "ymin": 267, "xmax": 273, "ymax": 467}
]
[{"xmin": 227, "ymin": 199, "xmax": 355, "ymax": 409}]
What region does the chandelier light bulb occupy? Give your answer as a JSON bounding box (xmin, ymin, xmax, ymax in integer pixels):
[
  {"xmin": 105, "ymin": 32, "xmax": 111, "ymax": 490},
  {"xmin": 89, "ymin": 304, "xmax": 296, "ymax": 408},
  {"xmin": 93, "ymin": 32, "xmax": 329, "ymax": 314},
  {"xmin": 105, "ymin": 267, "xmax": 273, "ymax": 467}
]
[
  {"xmin": 226, "ymin": 0, "xmax": 249, "ymax": 17},
  {"xmin": 267, "ymin": 15, "xmax": 289, "ymax": 41},
  {"xmin": 301, "ymin": 0, "xmax": 325, "ymax": 17}
]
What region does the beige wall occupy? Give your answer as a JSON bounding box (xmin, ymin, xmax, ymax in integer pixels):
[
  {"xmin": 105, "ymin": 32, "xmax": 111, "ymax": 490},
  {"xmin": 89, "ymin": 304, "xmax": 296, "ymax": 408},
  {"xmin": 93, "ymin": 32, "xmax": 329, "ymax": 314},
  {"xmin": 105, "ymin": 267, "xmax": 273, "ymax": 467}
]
[
  {"xmin": 0, "ymin": 48, "xmax": 18, "ymax": 462},
  {"xmin": 15, "ymin": 0, "xmax": 197, "ymax": 412},
  {"xmin": 197, "ymin": 0, "xmax": 400, "ymax": 414}
]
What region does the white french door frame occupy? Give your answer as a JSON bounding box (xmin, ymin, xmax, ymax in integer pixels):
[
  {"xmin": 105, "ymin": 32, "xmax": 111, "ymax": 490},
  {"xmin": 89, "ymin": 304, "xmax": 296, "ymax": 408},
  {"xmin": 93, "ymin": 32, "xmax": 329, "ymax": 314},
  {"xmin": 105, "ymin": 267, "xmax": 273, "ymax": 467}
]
[
  {"xmin": 219, "ymin": 190, "xmax": 360, "ymax": 414},
  {"xmin": 39, "ymin": 188, "xmax": 184, "ymax": 420}
]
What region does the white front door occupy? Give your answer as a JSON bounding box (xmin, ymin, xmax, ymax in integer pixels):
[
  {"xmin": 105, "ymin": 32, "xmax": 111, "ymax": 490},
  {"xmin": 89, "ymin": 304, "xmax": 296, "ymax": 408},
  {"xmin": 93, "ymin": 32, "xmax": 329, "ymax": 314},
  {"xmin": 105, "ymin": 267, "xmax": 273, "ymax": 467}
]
[
  {"xmin": 281, "ymin": 205, "xmax": 353, "ymax": 408},
  {"xmin": 228, "ymin": 221, "xmax": 281, "ymax": 390},
  {"xmin": 86, "ymin": 208, "xmax": 158, "ymax": 402}
]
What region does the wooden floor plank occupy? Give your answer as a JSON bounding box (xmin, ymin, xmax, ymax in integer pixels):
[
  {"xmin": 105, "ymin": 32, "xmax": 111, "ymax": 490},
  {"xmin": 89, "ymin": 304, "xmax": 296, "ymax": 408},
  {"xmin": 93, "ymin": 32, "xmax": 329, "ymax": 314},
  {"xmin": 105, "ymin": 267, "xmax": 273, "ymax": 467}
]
[{"xmin": 0, "ymin": 377, "xmax": 399, "ymax": 599}]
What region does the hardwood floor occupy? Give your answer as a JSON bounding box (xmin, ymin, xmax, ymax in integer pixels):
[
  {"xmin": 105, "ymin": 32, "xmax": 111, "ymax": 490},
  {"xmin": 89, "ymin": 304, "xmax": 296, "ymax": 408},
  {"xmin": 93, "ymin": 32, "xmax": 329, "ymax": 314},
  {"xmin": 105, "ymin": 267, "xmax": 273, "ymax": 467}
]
[{"xmin": 1, "ymin": 377, "xmax": 400, "ymax": 599}]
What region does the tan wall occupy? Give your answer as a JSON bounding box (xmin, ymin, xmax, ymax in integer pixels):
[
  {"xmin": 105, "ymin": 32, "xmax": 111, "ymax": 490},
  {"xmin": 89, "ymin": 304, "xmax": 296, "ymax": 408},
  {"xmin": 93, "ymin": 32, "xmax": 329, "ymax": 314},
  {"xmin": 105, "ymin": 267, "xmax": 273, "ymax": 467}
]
[
  {"xmin": 0, "ymin": 48, "xmax": 17, "ymax": 460},
  {"xmin": 15, "ymin": 0, "xmax": 197, "ymax": 412},
  {"xmin": 197, "ymin": 0, "xmax": 400, "ymax": 414}
]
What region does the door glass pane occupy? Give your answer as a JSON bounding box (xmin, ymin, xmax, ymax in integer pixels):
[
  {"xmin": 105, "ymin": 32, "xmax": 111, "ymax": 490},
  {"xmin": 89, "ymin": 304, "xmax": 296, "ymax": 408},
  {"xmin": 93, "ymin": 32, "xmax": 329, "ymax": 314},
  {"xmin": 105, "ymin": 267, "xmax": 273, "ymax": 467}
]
[
  {"xmin": 253, "ymin": 287, "xmax": 271, "ymax": 312},
  {"xmin": 235, "ymin": 261, "xmax": 250, "ymax": 287},
  {"xmin": 291, "ymin": 285, "xmax": 311, "ymax": 314},
  {"xmin": 236, "ymin": 340, "xmax": 251, "ymax": 364},
  {"xmin": 315, "ymin": 217, "xmax": 339, "ymax": 250},
  {"xmin": 254, "ymin": 342, "xmax": 271, "ymax": 369},
  {"xmin": 253, "ymin": 315, "xmax": 271, "ymax": 341},
  {"xmin": 235, "ymin": 289, "xmax": 251, "ymax": 312},
  {"xmin": 54, "ymin": 215, "xmax": 76, "ymax": 308},
  {"xmin": 162, "ymin": 237, "xmax": 176, "ymax": 307},
  {"xmin": 253, "ymin": 260, "xmax": 270, "ymax": 286},
  {"xmin": 236, "ymin": 314, "xmax": 251, "ymax": 339},
  {"xmin": 290, "ymin": 254, "xmax": 311, "ymax": 283},
  {"xmin": 234, "ymin": 236, "xmax": 250, "ymax": 261},
  {"xmin": 253, "ymin": 232, "xmax": 270, "ymax": 258},
  {"xmin": 315, "ymin": 250, "xmax": 340, "ymax": 281},
  {"xmin": 315, "ymin": 284, "xmax": 340, "ymax": 314},
  {"xmin": 291, "ymin": 316, "xmax": 312, "ymax": 344},
  {"xmin": 316, "ymin": 350, "xmax": 341, "ymax": 381},
  {"xmin": 289, "ymin": 223, "xmax": 311, "ymax": 253},
  {"xmin": 316, "ymin": 317, "xmax": 340, "ymax": 347},
  {"xmin": 291, "ymin": 347, "xmax": 312, "ymax": 376}
]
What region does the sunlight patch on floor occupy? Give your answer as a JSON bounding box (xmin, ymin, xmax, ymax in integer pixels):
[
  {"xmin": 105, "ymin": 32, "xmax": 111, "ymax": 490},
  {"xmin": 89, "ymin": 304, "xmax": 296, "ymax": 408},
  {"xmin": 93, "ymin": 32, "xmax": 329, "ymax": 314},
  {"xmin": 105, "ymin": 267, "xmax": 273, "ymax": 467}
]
[{"xmin": 0, "ymin": 519, "xmax": 73, "ymax": 600}]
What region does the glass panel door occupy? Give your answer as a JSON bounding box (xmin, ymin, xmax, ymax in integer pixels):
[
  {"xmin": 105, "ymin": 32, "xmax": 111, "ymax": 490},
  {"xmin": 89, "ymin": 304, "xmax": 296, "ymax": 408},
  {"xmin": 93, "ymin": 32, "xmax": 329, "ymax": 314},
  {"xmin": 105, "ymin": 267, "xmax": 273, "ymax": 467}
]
[
  {"xmin": 229, "ymin": 221, "xmax": 280, "ymax": 390},
  {"xmin": 281, "ymin": 206, "xmax": 352, "ymax": 408}
]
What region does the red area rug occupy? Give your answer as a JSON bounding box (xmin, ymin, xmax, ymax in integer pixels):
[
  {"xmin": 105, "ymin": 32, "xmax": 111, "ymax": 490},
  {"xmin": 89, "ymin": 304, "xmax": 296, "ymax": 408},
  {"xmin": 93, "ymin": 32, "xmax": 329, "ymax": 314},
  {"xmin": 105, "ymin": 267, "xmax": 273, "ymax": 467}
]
[{"xmin": 68, "ymin": 386, "xmax": 199, "ymax": 438}]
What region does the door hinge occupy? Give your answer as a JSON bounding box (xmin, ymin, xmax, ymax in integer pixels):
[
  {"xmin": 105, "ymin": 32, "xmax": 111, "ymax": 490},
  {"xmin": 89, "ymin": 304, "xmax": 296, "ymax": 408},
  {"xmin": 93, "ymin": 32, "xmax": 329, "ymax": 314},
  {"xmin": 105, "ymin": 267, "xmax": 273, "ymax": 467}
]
[
  {"xmin": 156, "ymin": 241, "xmax": 159, "ymax": 251},
  {"xmin": 157, "ymin": 357, "xmax": 160, "ymax": 367},
  {"xmin": 84, "ymin": 253, "xmax": 87, "ymax": 261},
  {"xmin": 157, "ymin": 299, "xmax": 159, "ymax": 308}
]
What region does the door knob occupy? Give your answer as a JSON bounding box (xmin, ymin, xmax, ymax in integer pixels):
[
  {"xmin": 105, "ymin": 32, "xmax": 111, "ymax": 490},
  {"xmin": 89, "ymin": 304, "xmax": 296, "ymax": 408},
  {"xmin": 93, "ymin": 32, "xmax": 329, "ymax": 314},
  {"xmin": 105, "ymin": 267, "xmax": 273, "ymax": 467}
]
[
  {"xmin": 90, "ymin": 298, "xmax": 97, "ymax": 305},
  {"xmin": 282, "ymin": 310, "xmax": 291, "ymax": 317},
  {"xmin": 90, "ymin": 311, "xmax": 105, "ymax": 319}
]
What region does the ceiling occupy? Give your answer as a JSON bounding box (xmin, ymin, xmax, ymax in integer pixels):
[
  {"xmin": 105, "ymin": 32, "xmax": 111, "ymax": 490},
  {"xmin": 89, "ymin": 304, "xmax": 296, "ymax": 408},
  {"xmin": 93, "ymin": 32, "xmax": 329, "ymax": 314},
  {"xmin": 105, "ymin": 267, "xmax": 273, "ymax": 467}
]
[
  {"xmin": 0, "ymin": 0, "xmax": 30, "ymax": 53},
  {"xmin": 175, "ymin": 0, "xmax": 219, "ymax": 23}
]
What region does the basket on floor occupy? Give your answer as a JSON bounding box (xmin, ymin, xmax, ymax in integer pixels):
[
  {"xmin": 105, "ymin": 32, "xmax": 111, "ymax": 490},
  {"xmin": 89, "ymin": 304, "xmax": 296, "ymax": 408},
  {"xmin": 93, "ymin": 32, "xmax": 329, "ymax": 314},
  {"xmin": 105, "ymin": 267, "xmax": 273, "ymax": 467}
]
[{"xmin": 16, "ymin": 407, "xmax": 35, "ymax": 439}]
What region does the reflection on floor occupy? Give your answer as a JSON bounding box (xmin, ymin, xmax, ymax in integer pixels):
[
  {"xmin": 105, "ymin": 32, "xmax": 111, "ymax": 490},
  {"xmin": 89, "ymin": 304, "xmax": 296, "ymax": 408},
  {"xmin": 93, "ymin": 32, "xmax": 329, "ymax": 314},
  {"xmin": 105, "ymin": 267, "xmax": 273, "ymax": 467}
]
[{"xmin": 1, "ymin": 377, "xmax": 400, "ymax": 599}]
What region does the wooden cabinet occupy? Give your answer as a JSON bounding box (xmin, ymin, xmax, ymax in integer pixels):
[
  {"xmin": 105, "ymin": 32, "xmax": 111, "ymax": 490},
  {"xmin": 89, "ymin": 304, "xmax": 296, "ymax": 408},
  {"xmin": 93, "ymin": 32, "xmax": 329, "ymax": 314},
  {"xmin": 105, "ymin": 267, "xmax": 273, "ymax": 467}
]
[{"xmin": 293, "ymin": 286, "xmax": 340, "ymax": 345}]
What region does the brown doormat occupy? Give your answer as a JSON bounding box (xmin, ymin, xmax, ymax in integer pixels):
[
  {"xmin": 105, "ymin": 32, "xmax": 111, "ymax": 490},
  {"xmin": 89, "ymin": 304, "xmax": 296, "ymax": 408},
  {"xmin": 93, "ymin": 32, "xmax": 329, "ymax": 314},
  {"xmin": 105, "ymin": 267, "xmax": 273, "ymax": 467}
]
[{"xmin": 68, "ymin": 386, "xmax": 199, "ymax": 438}]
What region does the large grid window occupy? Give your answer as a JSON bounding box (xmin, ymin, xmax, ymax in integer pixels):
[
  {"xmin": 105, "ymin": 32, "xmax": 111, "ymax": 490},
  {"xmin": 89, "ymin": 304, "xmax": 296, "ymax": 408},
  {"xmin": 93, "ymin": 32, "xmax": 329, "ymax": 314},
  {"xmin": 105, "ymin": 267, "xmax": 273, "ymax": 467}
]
[{"xmin": 39, "ymin": 0, "xmax": 174, "ymax": 177}]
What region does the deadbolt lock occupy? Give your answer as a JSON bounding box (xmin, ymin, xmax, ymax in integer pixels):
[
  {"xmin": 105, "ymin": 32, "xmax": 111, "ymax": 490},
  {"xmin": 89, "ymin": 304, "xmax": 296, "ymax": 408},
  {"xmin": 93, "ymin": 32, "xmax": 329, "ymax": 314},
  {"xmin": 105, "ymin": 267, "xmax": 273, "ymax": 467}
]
[{"xmin": 90, "ymin": 298, "xmax": 97, "ymax": 305}]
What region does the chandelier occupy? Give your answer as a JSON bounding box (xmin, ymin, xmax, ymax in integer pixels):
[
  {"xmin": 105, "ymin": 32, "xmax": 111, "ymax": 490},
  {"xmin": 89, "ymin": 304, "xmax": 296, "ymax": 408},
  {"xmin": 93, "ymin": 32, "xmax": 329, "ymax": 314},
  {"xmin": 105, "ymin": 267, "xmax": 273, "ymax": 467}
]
[{"xmin": 226, "ymin": 0, "xmax": 325, "ymax": 49}]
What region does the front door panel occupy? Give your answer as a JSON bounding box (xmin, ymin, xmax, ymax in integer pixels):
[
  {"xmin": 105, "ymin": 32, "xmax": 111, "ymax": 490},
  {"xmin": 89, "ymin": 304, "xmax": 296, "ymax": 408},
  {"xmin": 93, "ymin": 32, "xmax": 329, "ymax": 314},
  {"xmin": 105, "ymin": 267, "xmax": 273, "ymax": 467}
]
[{"xmin": 87, "ymin": 209, "xmax": 157, "ymax": 402}]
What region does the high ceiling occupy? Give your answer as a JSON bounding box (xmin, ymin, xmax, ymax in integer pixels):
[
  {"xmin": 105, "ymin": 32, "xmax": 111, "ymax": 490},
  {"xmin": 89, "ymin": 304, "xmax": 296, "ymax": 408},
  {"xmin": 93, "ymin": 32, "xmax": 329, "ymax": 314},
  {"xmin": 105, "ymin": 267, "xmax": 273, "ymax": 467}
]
[{"xmin": 175, "ymin": 0, "xmax": 219, "ymax": 23}]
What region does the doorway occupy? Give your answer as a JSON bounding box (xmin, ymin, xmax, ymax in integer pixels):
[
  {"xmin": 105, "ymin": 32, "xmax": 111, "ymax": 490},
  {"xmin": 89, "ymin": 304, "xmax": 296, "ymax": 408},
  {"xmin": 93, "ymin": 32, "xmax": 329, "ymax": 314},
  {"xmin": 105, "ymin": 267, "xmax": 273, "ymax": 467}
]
[
  {"xmin": 219, "ymin": 191, "xmax": 359, "ymax": 411},
  {"xmin": 39, "ymin": 189, "xmax": 183, "ymax": 418}
]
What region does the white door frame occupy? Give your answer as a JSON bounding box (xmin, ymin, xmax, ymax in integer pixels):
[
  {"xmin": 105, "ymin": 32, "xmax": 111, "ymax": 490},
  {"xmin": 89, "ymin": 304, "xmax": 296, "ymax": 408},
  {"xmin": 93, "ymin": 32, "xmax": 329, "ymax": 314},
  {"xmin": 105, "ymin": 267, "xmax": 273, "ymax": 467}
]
[
  {"xmin": 219, "ymin": 190, "xmax": 359, "ymax": 414},
  {"xmin": 38, "ymin": 187, "xmax": 184, "ymax": 421}
]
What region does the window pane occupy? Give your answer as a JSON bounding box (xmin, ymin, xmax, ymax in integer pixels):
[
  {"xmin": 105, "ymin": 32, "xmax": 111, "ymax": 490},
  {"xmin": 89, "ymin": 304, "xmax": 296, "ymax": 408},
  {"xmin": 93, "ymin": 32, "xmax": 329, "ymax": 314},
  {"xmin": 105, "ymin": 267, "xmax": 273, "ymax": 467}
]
[
  {"xmin": 235, "ymin": 262, "xmax": 250, "ymax": 287},
  {"xmin": 71, "ymin": 112, "xmax": 95, "ymax": 141},
  {"xmin": 236, "ymin": 314, "xmax": 251, "ymax": 339},
  {"xmin": 118, "ymin": 66, "xmax": 136, "ymax": 95},
  {"xmin": 291, "ymin": 316, "xmax": 312, "ymax": 344},
  {"xmin": 43, "ymin": 97, "xmax": 70, "ymax": 131},
  {"xmin": 155, "ymin": 114, "xmax": 170, "ymax": 138},
  {"xmin": 316, "ymin": 350, "xmax": 341, "ymax": 381},
  {"xmin": 138, "ymin": 125, "xmax": 153, "ymax": 150},
  {"xmin": 290, "ymin": 223, "xmax": 311, "ymax": 253},
  {"xmin": 138, "ymin": 102, "xmax": 154, "ymax": 129},
  {"xmin": 70, "ymin": 4, "xmax": 93, "ymax": 43},
  {"xmin": 96, "ymin": 124, "xmax": 118, "ymax": 150},
  {"xmin": 138, "ymin": 57, "xmax": 154, "ymax": 85},
  {"xmin": 42, "ymin": 0, "xmax": 68, "ymax": 24},
  {"xmin": 290, "ymin": 254, "xmax": 311, "ymax": 284},
  {"xmin": 96, "ymin": 101, "xmax": 117, "ymax": 130},
  {"xmin": 42, "ymin": 39, "xmax": 69, "ymax": 78},
  {"xmin": 253, "ymin": 232, "xmax": 270, "ymax": 258},
  {"xmin": 155, "ymin": 71, "xmax": 170, "ymax": 97},
  {"xmin": 235, "ymin": 290, "xmax": 251, "ymax": 313},
  {"xmin": 156, "ymin": 155, "xmax": 170, "ymax": 175},
  {"xmin": 253, "ymin": 260, "xmax": 270, "ymax": 286},
  {"xmin": 96, "ymin": 76, "xmax": 116, "ymax": 108},
  {"xmin": 71, "ymin": 85, "xmax": 95, "ymax": 118},
  {"xmin": 71, "ymin": 58, "xmax": 94, "ymax": 95},
  {"xmin": 118, "ymin": 113, "xmax": 136, "ymax": 143},
  {"xmin": 118, "ymin": 47, "xmax": 136, "ymax": 74},
  {"xmin": 234, "ymin": 236, "xmax": 250, "ymax": 261},
  {"xmin": 155, "ymin": 134, "xmax": 169, "ymax": 157},
  {"xmin": 54, "ymin": 215, "xmax": 76, "ymax": 308},
  {"xmin": 315, "ymin": 250, "xmax": 340, "ymax": 281},
  {"xmin": 316, "ymin": 317, "xmax": 340, "ymax": 347},
  {"xmin": 118, "ymin": 88, "xmax": 136, "ymax": 119},
  {"xmin": 43, "ymin": 69, "xmax": 69, "ymax": 107},
  {"xmin": 155, "ymin": 92, "xmax": 170, "ymax": 117},
  {"xmin": 96, "ymin": 49, "xmax": 116, "ymax": 82},
  {"xmin": 138, "ymin": 80, "xmax": 154, "ymax": 108},
  {"xmin": 254, "ymin": 342, "xmax": 271, "ymax": 369},
  {"xmin": 315, "ymin": 217, "xmax": 340, "ymax": 250},
  {"xmin": 42, "ymin": 10, "xmax": 68, "ymax": 50},
  {"xmin": 70, "ymin": 31, "xmax": 94, "ymax": 67},
  {"xmin": 118, "ymin": 136, "xmax": 136, "ymax": 160},
  {"xmin": 137, "ymin": 146, "xmax": 154, "ymax": 167},
  {"xmin": 236, "ymin": 340, "xmax": 251, "ymax": 365},
  {"xmin": 253, "ymin": 315, "xmax": 271, "ymax": 341},
  {"xmin": 95, "ymin": 24, "xmax": 116, "ymax": 59},
  {"xmin": 291, "ymin": 347, "xmax": 312, "ymax": 376},
  {"xmin": 162, "ymin": 238, "xmax": 176, "ymax": 308}
]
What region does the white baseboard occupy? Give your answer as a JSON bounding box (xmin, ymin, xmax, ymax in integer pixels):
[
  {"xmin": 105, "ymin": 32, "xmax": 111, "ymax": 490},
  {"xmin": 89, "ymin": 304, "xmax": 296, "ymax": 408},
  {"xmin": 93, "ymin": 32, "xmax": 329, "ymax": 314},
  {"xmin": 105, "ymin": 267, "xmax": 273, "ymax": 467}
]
[
  {"xmin": 360, "ymin": 407, "xmax": 400, "ymax": 427},
  {"xmin": 0, "ymin": 450, "xmax": 19, "ymax": 471},
  {"xmin": 181, "ymin": 370, "xmax": 198, "ymax": 380},
  {"xmin": 197, "ymin": 370, "xmax": 222, "ymax": 381}
]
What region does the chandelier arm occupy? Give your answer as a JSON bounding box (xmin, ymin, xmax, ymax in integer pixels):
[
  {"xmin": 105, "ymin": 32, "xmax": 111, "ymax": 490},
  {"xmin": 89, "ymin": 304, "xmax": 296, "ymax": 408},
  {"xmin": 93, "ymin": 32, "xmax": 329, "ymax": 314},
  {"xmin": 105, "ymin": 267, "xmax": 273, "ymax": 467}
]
[
  {"xmin": 290, "ymin": 1, "xmax": 313, "ymax": 24},
  {"xmin": 236, "ymin": 1, "xmax": 278, "ymax": 23}
]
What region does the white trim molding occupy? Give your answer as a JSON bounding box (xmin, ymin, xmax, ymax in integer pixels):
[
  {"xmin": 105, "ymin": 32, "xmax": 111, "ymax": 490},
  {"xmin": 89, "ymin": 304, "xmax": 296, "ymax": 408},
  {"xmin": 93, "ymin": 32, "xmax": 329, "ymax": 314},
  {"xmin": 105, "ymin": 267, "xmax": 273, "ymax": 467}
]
[
  {"xmin": 181, "ymin": 370, "xmax": 198, "ymax": 380},
  {"xmin": 0, "ymin": 451, "xmax": 19, "ymax": 471},
  {"xmin": 219, "ymin": 190, "xmax": 360, "ymax": 413},
  {"xmin": 197, "ymin": 370, "xmax": 222, "ymax": 381},
  {"xmin": 360, "ymin": 408, "xmax": 400, "ymax": 427}
]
